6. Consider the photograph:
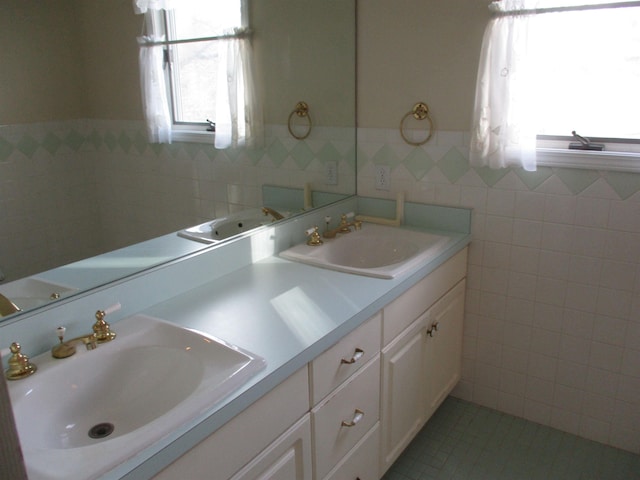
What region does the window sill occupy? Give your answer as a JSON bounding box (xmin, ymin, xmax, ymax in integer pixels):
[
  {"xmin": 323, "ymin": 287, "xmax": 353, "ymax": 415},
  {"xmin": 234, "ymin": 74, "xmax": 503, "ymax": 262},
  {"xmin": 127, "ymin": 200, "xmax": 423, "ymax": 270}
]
[
  {"xmin": 536, "ymin": 148, "xmax": 640, "ymax": 173},
  {"xmin": 172, "ymin": 129, "xmax": 216, "ymax": 145}
]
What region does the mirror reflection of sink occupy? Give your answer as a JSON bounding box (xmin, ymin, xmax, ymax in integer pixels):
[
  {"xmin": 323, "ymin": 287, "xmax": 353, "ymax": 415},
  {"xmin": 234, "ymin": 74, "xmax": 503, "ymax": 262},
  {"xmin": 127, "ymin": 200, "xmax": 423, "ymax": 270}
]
[
  {"xmin": 0, "ymin": 277, "xmax": 77, "ymax": 313},
  {"xmin": 178, "ymin": 207, "xmax": 290, "ymax": 244},
  {"xmin": 280, "ymin": 223, "xmax": 451, "ymax": 279},
  {"xmin": 8, "ymin": 314, "xmax": 266, "ymax": 480}
]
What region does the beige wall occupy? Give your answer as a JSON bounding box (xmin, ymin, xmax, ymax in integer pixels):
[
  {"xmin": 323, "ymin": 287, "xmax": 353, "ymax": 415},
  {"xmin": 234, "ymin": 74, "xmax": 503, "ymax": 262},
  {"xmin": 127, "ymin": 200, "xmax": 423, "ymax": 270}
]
[
  {"xmin": 0, "ymin": 0, "xmax": 143, "ymax": 125},
  {"xmin": 252, "ymin": 0, "xmax": 356, "ymax": 127},
  {"xmin": 0, "ymin": 0, "xmax": 85, "ymax": 123},
  {"xmin": 75, "ymin": 0, "xmax": 143, "ymax": 120},
  {"xmin": 358, "ymin": 0, "xmax": 488, "ymax": 130}
]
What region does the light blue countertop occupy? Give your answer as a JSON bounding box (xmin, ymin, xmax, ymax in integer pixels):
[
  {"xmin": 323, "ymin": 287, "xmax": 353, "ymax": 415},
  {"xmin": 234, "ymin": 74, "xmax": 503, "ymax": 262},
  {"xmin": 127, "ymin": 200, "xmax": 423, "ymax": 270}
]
[{"xmin": 116, "ymin": 231, "xmax": 471, "ymax": 480}]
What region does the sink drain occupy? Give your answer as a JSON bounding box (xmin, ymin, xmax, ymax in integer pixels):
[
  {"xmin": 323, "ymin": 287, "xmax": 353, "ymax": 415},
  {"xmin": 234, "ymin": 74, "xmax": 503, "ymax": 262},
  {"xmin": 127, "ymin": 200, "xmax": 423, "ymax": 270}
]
[{"xmin": 88, "ymin": 422, "xmax": 114, "ymax": 439}]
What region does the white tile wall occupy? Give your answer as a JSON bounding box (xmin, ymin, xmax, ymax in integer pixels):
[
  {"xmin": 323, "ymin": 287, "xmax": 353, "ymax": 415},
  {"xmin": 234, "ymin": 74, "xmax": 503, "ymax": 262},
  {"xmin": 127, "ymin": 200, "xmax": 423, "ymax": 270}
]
[
  {"xmin": 0, "ymin": 120, "xmax": 355, "ymax": 281},
  {"xmin": 358, "ymin": 128, "xmax": 640, "ymax": 454}
]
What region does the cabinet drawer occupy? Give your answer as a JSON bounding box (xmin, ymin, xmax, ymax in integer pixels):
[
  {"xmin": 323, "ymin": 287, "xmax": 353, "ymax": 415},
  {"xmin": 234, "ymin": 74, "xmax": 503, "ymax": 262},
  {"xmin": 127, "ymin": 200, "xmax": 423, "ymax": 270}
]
[
  {"xmin": 310, "ymin": 312, "xmax": 381, "ymax": 405},
  {"xmin": 312, "ymin": 355, "xmax": 380, "ymax": 480},
  {"xmin": 322, "ymin": 422, "xmax": 380, "ymax": 480},
  {"xmin": 383, "ymin": 247, "xmax": 467, "ymax": 346}
]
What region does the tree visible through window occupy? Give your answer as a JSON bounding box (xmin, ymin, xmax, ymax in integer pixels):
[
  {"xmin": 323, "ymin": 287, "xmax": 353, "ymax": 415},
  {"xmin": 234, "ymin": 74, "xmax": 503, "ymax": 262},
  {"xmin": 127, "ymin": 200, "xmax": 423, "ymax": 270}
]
[{"xmin": 164, "ymin": 0, "xmax": 244, "ymax": 126}]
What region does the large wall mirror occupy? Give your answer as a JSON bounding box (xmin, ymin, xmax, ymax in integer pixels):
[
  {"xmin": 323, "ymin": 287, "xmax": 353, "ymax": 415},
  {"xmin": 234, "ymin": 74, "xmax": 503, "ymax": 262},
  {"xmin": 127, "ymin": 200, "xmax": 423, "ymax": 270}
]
[{"xmin": 0, "ymin": 0, "xmax": 356, "ymax": 320}]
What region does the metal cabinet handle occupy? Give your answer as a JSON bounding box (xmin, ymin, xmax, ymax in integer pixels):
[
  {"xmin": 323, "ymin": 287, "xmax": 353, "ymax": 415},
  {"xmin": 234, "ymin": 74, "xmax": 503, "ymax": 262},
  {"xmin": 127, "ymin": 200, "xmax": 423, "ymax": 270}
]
[
  {"xmin": 341, "ymin": 347, "xmax": 364, "ymax": 364},
  {"xmin": 341, "ymin": 408, "xmax": 364, "ymax": 427},
  {"xmin": 427, "ymin": 321, "xmax": 439, "ymax": 337}
]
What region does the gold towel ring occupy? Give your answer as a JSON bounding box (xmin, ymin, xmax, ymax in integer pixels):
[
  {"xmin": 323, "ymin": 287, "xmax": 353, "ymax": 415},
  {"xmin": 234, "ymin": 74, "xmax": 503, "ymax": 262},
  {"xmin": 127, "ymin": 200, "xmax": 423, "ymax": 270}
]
[
  {"xmin": 288, "ymin": 101, "xmax": 312, "ymax": 140},
  {"xmin": 400, "ymin": 102, "xmax": 434, "ymax": 146}
]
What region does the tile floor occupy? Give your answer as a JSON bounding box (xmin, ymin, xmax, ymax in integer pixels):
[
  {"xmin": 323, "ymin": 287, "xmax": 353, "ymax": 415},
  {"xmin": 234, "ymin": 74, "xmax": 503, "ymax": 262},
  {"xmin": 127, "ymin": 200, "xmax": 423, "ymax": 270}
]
[{"xmin": 382, "ymin": 397, "xmax": 640, "ymax": 480}]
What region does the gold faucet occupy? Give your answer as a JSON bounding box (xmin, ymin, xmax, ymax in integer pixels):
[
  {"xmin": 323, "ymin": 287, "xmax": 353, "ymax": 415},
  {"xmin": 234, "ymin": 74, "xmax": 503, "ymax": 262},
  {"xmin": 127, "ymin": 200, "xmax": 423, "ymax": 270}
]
[
  {"xmin": 0, "ymin": 292, "xmax": 21, "ymax": 317},
  {"xmin": 51, "ymin": 326, "xmax": 98, "ymax": 358},
  {"xmin": 51, "ymin": 309, "xmax": 117, "ymax": 359},
  {"xmin": 4, "ymin": 342, "xmax": 37, "ymax": 380},
  {"xmin": 305, "ymin": 226, "xmax": 324, "ymax": 246},
  {"xmin": 323, "ymin": 213, "xmax": 362, "ymax": 239},
  {"xmin": 262, "ymin": 206, "xmax": 285, "ymax": 221}
]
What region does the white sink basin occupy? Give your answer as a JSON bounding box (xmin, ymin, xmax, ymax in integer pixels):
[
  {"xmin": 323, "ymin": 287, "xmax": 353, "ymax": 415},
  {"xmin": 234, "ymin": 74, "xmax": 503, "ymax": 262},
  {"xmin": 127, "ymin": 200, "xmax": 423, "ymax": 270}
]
[
  {"xmin": 178, "ymin": 207, "xmax": 289, "ymax": 244},
  {"xmin": 280, "ymin": 223, "xmax": 451, "ymax": 279},
  {"xmin": 8, "ymin": 314, "xmax": 266, "ymax": 480},
  {"xmin": 0, "ymin": 277, "xmax": 77, "ymax": 313}
]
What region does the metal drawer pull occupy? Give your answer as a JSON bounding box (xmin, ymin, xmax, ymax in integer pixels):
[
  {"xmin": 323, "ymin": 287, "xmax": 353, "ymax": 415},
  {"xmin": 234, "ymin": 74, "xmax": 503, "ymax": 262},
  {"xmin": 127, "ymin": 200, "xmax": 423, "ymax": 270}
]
[
  {"xmin": 340, "ymin": 348, "xmax": 364, "ymax": 364},
  {"xmin": 341, "ymin": 408, "xmax": 364, "ymax": 427},
  {"xmin": 427, "ymin": 321, "xmax": 440, "ymax": 337}
]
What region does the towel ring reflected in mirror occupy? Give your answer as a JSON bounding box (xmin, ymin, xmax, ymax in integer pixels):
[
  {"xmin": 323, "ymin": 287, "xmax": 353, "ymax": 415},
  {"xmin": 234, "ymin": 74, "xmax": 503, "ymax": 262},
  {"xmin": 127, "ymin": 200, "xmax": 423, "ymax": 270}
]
[
  {"xmin": 288, "ymin": 101, "xmax": 312, "ymax": 140},
  {"xmin": 400, "ymin": 102, "xmax": 434, "ymax": 146}
]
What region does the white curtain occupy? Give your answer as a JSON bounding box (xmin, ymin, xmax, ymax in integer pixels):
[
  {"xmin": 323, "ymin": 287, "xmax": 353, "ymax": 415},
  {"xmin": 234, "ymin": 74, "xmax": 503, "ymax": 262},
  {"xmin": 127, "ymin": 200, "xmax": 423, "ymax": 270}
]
[
  {"xmin": 133, "ymin": 0, "xmax": 262, "ymax": 147},
  {"xmin": 137, "ymin": 34, "xmax": 172, "ymax": 144},
  {"xmin": 214, "ymin": 31, "xmax": 264, "ymax": 149},
  {"xmin": 132, "ymin": 0, "xmax": 175, "ymax": 15},
  {"xmin": 470, "ymin": 0, "xmax": 539, "ymax": 171}
]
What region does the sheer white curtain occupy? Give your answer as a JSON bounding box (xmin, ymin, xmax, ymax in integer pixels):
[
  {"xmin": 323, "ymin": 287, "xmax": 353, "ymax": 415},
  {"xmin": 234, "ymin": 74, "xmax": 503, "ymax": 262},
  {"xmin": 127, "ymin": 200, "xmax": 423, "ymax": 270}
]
[
  {"xmin": 470, "ymin": 0, "xmax": 539, "ymax": 171},
  {"xmin": 137, "ymin": 33, "xmax": 172, "ymax": 144},
  {"xmin": 132, "ymin": 0, "xmax": 262, "ymax": 148},
  {"xmin": 214, "ymin": 29, "xmax": 264, "ymax": 149}
]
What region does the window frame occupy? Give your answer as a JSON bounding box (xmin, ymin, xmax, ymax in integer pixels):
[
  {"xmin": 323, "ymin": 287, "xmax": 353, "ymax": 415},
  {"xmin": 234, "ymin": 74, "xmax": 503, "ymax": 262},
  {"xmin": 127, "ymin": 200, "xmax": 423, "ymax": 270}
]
[{"xmin": 160, "ymin": 2, "xmax": 247, "ymax": 144}]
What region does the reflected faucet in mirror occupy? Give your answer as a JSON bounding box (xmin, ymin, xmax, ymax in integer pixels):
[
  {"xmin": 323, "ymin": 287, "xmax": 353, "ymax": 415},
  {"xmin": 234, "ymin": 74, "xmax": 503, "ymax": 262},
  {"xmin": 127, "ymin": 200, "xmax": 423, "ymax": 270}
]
[
  {"xmin": 0, "ymin": 293, "xmax": 21, "ymax": 317},
  {"xmin": 262, "ymin": 207, "xmax": 285, "ymax": 221}
]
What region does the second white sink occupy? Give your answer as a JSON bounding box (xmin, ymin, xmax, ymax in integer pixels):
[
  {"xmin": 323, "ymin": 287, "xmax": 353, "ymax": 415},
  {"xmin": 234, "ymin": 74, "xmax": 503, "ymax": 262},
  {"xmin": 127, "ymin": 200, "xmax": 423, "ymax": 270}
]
[{"xmin": 280, "ymin": 223, "xmax": 451, "ymax": 279}]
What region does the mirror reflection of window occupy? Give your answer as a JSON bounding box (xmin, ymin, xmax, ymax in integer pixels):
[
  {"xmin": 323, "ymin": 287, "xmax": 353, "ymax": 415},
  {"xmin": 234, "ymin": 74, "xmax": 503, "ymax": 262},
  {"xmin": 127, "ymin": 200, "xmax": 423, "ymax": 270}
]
[{"xmin": 166, "ymin": 1, "xmax": 243, "ymax": 125}]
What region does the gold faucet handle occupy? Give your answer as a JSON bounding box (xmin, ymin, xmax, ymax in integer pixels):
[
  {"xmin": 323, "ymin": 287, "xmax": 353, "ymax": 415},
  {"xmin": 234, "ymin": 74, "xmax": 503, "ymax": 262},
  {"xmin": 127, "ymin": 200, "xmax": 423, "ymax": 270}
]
[
  {"xmin": 93, "ymin": 310, "xmax": 117, "ymax": 343},
  {"xmin": 5, "ymin": 342, "xmax": 37, "ymax": 380},
  {"xmin": 52, "ymin": 326, "xmax": 76, "ymax": 358},
  {"xmin": 305, "ymin": 226, "xmax": 324, "ymax": 246}
]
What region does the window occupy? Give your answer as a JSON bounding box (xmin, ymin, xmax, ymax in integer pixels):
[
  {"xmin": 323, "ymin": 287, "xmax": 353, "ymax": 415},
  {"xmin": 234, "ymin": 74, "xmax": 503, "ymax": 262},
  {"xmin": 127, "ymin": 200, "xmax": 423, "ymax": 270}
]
[
  {"xmin": 470, "ymin": 0, "xmax": 640, "ymax": 172},
  {"xmin": 164, "ymin": 1, "xmax": 243, "ymax": 127},
  {"xmin": 135, "ymin": 0, "xmax": 262, "ymax": 147}
]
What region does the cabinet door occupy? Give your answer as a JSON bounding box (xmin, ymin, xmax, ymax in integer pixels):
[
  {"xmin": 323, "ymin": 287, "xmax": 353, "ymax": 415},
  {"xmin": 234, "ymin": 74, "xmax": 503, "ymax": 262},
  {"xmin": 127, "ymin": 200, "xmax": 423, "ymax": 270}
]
[
  {"xmin": 153, "ymin": 368, "xmax": 309, "ymax": 480},
  {"xmin": 230, "ymin": 415, "xmax": 312, "ymax": 480},
  {"xmin": 379, "ymin": 314, "xmax": 428, "ymax": 473},
  {"xmin": 425, "ymin": 280, "xmax": 465, "ymax": 419}
]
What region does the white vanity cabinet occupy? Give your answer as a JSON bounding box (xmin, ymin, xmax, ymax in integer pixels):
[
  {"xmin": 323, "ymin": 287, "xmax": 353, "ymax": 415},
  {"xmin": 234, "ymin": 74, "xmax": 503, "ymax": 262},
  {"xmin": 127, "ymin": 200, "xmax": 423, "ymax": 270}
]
[
  {"xmin": 229, "ymin": 415, "xmax": 312, "ymax": 480},
  {"xmin": 380, "ymin": 249, "xmax": 467, "ymax": 474},
  {"xmin": 153, "ymin": 247, "xmax": 467, "ymax": 480},
  {"xmin": 153, "ymin": 367, "xmax": 312, "ymax": 480}
]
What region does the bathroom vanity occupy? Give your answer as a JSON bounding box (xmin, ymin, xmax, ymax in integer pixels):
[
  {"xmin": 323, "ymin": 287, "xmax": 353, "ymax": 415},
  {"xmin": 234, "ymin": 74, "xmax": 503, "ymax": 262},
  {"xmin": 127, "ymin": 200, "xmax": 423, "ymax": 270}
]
[
  {"xmin": 1, "ymin": 197, "xmax": 471, "ymax": 480},
  {"xmin": 153, "ymin": 249, "xmax": 467, "ymax": 480}
]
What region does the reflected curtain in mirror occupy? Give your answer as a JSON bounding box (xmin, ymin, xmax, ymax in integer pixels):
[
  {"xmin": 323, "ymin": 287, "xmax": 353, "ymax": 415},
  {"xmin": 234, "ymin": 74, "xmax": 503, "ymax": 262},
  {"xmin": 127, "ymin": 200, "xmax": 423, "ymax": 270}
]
[{"xmin": 134, "ymin": 0, "xmax": 264, "ymax": 148}]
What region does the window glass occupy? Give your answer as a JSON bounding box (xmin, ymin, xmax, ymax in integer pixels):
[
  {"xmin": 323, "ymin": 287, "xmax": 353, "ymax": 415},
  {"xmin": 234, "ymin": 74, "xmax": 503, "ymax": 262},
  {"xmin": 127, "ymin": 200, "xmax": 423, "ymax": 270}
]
[
  {"xmin": 167, "ymin": 0, "xmax": 243, "ymax": 124},
  {"xmin": 533, "ymin": 5, "xmax": 640, "ymax": 140},
  {"xmin": 172, "ymin": 0, "xmax": 242, "ymax": 38}
]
